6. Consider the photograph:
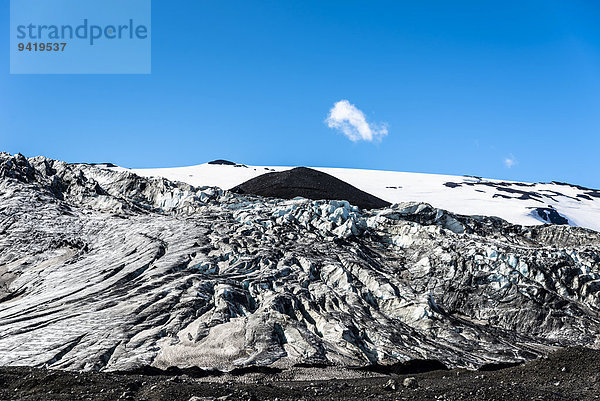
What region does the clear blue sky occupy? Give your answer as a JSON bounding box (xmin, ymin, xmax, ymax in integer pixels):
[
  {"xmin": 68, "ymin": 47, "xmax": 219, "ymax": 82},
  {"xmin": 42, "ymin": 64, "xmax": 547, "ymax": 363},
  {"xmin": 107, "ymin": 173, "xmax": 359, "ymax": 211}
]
[{"xmin": 2, "ymin": 1, "xmax": 600, "ymax": 187}]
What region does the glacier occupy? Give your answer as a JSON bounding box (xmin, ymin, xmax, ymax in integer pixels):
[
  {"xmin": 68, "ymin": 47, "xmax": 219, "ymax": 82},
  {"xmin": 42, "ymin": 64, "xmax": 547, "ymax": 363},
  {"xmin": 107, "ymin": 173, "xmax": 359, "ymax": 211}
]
[{"xmin": 0, "ymin": 153, "xmax": 599, "ymax": 373}]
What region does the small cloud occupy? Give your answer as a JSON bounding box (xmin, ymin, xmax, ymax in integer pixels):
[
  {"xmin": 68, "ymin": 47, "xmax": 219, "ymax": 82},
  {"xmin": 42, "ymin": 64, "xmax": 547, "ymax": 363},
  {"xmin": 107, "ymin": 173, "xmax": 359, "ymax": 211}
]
[
  {"xmin": 504, "ymin": 155, "xmax": 517, "ymax": 168},
  {"xmin": 325, "ymin": 100, "xmax": 388, "ymax": 142}
]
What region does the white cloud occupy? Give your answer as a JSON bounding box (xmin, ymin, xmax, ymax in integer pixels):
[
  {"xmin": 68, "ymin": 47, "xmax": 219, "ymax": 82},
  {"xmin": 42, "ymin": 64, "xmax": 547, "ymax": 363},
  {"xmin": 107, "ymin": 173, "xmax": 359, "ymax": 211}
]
[
  {"xmin": 325, "ymin": 100, "xmax": 388, "ymax": 142},
  {"xmin": 504, "ymin": 155, "xmax": 517, "ymax": 168}
]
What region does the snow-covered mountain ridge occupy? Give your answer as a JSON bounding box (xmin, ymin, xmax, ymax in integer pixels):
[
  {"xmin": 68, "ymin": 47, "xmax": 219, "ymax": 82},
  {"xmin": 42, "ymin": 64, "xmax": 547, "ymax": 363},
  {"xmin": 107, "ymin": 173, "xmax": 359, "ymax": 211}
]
[
  {"xmin": 111, "ymin": 161, "xmax": 600, "ymax": 232},
  {"xmin": 1, "ymin": 153, "xmax": 599, "ymax": 374}
]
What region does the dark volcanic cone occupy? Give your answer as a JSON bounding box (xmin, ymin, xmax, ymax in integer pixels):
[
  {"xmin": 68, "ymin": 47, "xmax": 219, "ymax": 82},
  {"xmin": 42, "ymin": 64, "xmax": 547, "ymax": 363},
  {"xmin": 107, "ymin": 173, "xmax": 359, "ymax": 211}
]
[{"xmin": 231, "ymin": 167, "xmax": 391, "ymax": 210}]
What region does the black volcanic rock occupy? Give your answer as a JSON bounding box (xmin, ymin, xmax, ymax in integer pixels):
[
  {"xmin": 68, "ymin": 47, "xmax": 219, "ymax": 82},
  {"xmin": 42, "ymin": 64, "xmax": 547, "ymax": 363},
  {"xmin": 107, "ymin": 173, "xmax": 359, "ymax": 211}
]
[
  {"xmin": 231, "ymin": 167, "xmax": 392, "ymax": 210},
  {"xmin": 84, "ymin": 162, "xmax": 118, "ymax": 168},
  {"xmin": 208, "ymin": 159, "xmax": 237, "ymax": 166},
  {"xmin": 535, "ymin": 207, "xmax": 569, "ymax": 225}
]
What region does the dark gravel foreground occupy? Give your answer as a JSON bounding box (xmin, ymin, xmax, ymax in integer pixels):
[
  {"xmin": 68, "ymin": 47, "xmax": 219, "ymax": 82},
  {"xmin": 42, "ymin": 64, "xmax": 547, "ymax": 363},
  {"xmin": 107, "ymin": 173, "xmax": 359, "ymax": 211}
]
[{"xmin": 1, "ymin": 347, "xmax": 599, "ymax": 401}]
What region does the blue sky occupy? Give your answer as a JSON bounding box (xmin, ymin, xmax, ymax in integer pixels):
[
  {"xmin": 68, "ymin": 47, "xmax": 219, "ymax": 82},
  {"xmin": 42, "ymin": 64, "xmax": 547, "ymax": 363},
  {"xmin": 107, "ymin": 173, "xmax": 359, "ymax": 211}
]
[{"xmin": 2, "ymin": 1, "xmax": 600, "ymax": 187}]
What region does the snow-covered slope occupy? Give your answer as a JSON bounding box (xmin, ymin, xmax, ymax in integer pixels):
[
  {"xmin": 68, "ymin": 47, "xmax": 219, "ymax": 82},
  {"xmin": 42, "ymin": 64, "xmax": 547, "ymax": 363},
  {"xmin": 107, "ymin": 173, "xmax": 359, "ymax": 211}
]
[{"xmin": 112, "ymin": 162, "xmax": 600, "ymax": 232}]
